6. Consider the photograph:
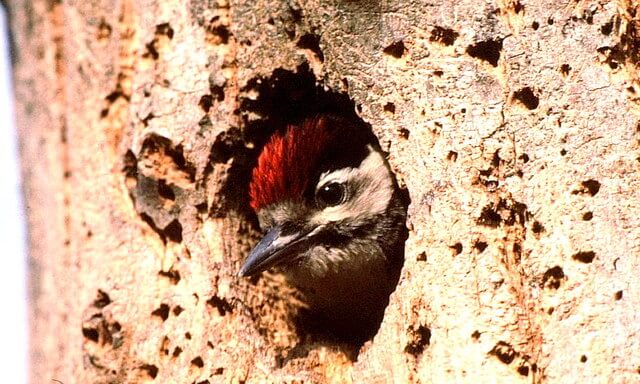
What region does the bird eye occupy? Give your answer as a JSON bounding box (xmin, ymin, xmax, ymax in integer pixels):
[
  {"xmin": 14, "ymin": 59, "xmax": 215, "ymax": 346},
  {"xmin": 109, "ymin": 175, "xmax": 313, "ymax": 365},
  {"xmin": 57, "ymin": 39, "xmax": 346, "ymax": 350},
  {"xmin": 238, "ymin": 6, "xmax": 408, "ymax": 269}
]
[{"xmin": 316, "ymin": 182, "xmax": 347, "ymax": 208}]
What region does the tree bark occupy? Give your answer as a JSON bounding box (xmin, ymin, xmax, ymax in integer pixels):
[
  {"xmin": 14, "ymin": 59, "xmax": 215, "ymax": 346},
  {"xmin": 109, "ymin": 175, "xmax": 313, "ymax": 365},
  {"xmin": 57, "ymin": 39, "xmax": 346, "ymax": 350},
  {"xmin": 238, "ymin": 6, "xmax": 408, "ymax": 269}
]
[{"xmin": 9, "ymin": 0, "xmax": 640, "ymax": 382}]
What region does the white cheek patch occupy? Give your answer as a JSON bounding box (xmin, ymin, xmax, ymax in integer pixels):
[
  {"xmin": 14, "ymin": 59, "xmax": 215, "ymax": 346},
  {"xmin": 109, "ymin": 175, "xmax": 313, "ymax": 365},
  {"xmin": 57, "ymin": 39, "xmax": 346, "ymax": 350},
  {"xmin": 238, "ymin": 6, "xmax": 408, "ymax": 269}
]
[{"xmin": 312, "ymin": 145, "xmax": 394, "ymax": 225}]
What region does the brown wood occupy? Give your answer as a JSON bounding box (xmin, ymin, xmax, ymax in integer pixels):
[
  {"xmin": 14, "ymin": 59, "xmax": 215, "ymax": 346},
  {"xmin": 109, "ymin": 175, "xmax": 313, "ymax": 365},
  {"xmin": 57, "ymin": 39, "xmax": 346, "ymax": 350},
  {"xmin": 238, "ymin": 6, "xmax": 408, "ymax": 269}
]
[{"xmin": 8, "ymin": 0, "xmax": 640, "ymax": 382}]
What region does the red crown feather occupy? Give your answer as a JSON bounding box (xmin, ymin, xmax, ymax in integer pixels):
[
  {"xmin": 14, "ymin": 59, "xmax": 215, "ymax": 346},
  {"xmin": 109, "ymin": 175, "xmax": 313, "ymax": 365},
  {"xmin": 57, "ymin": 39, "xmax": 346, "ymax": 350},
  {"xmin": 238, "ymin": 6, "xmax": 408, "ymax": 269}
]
[{"xmin": 249, "ymin": 116, "xmax": 334, "ymax": 211}]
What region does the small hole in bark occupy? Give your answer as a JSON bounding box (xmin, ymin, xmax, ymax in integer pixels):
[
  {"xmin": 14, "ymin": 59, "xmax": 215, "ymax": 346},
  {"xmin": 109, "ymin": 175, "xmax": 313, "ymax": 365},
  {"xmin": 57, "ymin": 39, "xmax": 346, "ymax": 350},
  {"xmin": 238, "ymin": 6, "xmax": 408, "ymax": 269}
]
[
  {"xmin": 560, "ymin": 64, "xmax": 571, "ymax": 76},
  {"xmin": 513, "ymin": 1, "xmax": 524, "ymax": 13},
  {"xmin": 191, "ymin": 356, "xmax": 204, "ymax": 368},
  {"xmin": 580, "ymin": 355, "xmax": 588, "ymax": 363},
  {"xmin": 447, "ymin": 151, "xmax": 458, "ymax": 162},
  {"xmin": 490, "ymin": 341, "xmax": 516, "ymax": 364},
  {"xmin": 207, "ymin": 295, "xmax": 233, "ymax": 316},
  {"xmin": 152, "ymin": 304, "xmax": 170, "ymax": 321},
  {"xmin": 572, "ymin": 251, "xmax": 596, "ymax": 263},
  {"xmin": 82, "ymin": 327, "xmax": 100, "ymax": 342},
  {"xmin": 513, "ymin": 242, "xmax": 522, "ymax": 261},
  {"xmin": 196, "ymin": 202, "xmax": 208, "ymax": 215},
  {"xmin": 208, "ymin": 128, "xmax": 244, "ymax": 166},
  {"xmin": 532, "ymin": 21, "xmax": 539, "ymax": 30},
  {"xmin": 210, "ymin": 84, "xmax": 225, "ymax": 102},
  {"xmin": 450, "ymin": 242, "xmax": 463, "ymax": 255},
  {"xmin": 199, "ymin": 94, "xmax": 213, "ymax": 112},
  {"xmin": 548, "ymin": 307, "xmax": 555, "ymax": 315},
  {"xmin": 547, "ymin": 17, "xmax": 554, "ymax": 25},
  {"xmin": 416, "ymin": 251, "xmax": 426, "ymax": 261},
  {"xmin": 560, "ymin": 149, "xmax": 567, "ymax": 156},
  {"xmin": 157, "ymin": 180, "xmax": 175, "ymax": 201},
  {"xmin": 383, "ymin": 102, "xmax": 396, "ymax": 113},
  {"xmin": 542, "ymin": 266, "xmax": 565, "ymax": 289},
  {"xmin": 97, "ymin": 19, "xmax": 112, "ymax": 40},
  {"xmin": 404, "ymin": 325, "xmax": 431, "ymax": 356},
  {"xmin": 383, "ymin": 40, "xmax": 405, "ymax": 58},
  {"xmin": 433, "ymin": 70, "xmax": 443, "ymax": 76},
  {"xmin": 94, "ymin": 290, "xmax": 112, "ymax": 308},
  {"xmin": 185, "ymin": 332, "xmax": 191, "ymax": 339},
  {"xmin": 471, "ymin": 330, "xmax": 481, "ymax": 340},
  {"xmin": 513, "ymin": 87, "xmax": 539, "ymax": 110},
  {"xmin": 173, "ymin": 306, "xmax": 184, "ymax": 316},
  {"xmin": 207, "ymin": 20, "xmax": 230, "ymax": 45},
  {"xmin": 159, "ymin": 269, "xmax": 181, "ymax": 284},
  {"xmin": 164, "ymin": 220, "xmax": 183, "ymax": 243},
  {"xmin": 532, "ymin": 220, "xmax": 545, "ymax": 234},
  {"xmin": 614, "ymin": 290, "xmax": 623, "ymax": 300},
  {"xmin": 478, "ymin": 204, "xmax": 502, "ymax": 227},
  {"xmin": 430, "ymin": 26, "xmax": 458, "ymax": 46},
  {"xmin": 601, "ymin": 21, "xmax": 613, "ymax": 35},
  {"xmin": 398, "ymin": 128, "xmax": 410, "ymax": 139},
  {"xmin": 297, "ymin": 33, "xmax": 324, "ymax": 62},
  {"xmin": 466, "ymin": 39, "xmax": 503, "ymax": 67},
  {"xmin": 474, "ymin": 241, "xmax": 488, "ymax": 253},
  {"xmin": 161, "ymin": 336, "xmax": 170, "ymax": 355},
  {"xmin": 140, "ymin": 364, "xmax": 159, "ymax": 379},
  {"xmin": 172, "ymin": 346, "xmax": 182, "ymax": 357},
  {"xmin": 582, "ymin": 211, "xmax": 593, "ymax": 221},
  {"xmin": 517, "ymin": 365, "xmax": 529, "ymax": 376},
  {"xmin": 156, "ymin": 23, "xmax": 174, "ymax": 39},
  {"xmin": 579, "ymin": 179, "xmax": 601, "ymax": 196},
  {"xmin": 144, "ymin": 41, "xmax": 159, "ymax": 60}
]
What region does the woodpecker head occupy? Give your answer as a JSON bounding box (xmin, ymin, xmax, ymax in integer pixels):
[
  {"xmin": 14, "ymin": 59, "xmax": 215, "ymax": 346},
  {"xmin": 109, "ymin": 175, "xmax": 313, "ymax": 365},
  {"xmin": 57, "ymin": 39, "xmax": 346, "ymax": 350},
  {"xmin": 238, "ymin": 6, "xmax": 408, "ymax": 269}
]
[{"xmin": 239, "ymin": 114, "xmax": 407, "ymax": 283}]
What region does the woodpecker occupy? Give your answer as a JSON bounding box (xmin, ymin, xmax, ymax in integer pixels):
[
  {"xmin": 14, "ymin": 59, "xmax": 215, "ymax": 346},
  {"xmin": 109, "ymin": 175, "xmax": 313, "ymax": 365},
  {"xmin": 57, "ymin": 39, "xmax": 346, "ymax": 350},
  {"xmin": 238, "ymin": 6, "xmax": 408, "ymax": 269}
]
[{"xmin": 239, "ymin": 114, "xmax": 407, "ymax": 341}]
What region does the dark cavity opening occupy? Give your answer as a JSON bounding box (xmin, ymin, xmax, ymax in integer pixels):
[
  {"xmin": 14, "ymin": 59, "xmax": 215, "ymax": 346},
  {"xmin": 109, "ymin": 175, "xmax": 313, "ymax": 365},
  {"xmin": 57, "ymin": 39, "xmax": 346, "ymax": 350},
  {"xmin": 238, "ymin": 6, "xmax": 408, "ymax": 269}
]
[
  {"xmin": 430, "ymin": 26, "xmax": 458, "ymax": 46},
  {"xmin": 572, "ymin": 251, "xmax": 596, "ymax": 263},
  {"xmin": 297, "ymin": 33, "xmax": 324, "ymax": 62},
  {"xmin": 238, "ymin": 63, "xmax": 409, "ymax": 356},
  {"xmin": 383, "ymin": 40, "xmax": 405, "ymax": 58},
  {"xmin": 466, "ymin": 38, "xmax": 503, "ymax": 67},
  {"xmin": 513, "ymin": 87, "xmax": 540, "ymax": 110}
]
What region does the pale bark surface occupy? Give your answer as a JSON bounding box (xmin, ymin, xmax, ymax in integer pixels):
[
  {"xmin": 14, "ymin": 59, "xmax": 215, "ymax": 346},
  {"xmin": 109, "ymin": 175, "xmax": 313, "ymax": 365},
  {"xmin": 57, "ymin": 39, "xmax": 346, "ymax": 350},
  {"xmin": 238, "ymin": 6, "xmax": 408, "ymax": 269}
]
[{"xmin": 9, "ymin": 0, "xmax": 640, "ymax": 383}]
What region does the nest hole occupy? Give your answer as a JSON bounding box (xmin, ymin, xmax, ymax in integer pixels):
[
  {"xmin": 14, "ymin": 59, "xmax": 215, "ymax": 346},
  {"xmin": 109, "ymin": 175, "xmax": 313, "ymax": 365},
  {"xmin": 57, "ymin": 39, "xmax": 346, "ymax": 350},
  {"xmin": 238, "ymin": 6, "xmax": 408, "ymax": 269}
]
[{"xmin": 238, "ymin": 63, "xmax": 410, "ymax": 356}]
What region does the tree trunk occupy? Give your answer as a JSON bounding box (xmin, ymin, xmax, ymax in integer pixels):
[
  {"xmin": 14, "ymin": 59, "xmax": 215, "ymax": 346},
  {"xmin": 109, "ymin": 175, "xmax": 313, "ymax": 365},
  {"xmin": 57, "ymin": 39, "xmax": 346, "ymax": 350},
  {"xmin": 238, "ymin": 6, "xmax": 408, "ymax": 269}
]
[{"xmin": 9, "ymin": 0, "xmax": 640, "ymax": 382}]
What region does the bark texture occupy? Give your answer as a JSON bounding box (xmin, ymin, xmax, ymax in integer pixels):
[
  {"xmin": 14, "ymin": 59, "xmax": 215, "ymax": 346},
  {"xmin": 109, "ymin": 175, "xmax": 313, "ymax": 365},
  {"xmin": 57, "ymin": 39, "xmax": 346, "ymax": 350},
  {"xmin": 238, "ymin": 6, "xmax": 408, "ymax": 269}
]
[{"xmin": 10, "ymin": 0, "xmax": 640, "ymax": 383}]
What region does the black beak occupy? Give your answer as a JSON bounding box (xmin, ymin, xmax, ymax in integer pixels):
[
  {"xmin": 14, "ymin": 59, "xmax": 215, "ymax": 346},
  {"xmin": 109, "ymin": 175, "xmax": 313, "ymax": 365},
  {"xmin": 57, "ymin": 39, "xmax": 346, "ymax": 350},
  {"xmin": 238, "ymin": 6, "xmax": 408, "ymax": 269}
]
[{"xmin": 238, "ymin": 225, "xmax": 314, "ymax": 277}]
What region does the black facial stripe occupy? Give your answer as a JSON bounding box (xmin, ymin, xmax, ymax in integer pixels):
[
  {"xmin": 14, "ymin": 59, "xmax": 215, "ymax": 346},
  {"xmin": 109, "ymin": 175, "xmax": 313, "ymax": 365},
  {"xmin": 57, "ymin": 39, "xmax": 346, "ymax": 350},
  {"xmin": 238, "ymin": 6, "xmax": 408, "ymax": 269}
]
[
  {"xmin": 279, "ymin": 220, "xmax": 307, "ymax": 236},
  {"xmin": 307, "ymin": 214, "xmax": 381, "ymax": 249}
]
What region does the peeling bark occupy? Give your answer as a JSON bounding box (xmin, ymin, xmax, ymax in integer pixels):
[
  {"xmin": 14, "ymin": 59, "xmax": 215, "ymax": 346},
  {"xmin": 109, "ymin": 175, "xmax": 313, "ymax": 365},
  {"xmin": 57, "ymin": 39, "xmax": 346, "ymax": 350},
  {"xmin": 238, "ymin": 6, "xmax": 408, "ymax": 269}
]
[{"xmin": 9, "ymin": 0, "xmax": 640, "ymax": 382}]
